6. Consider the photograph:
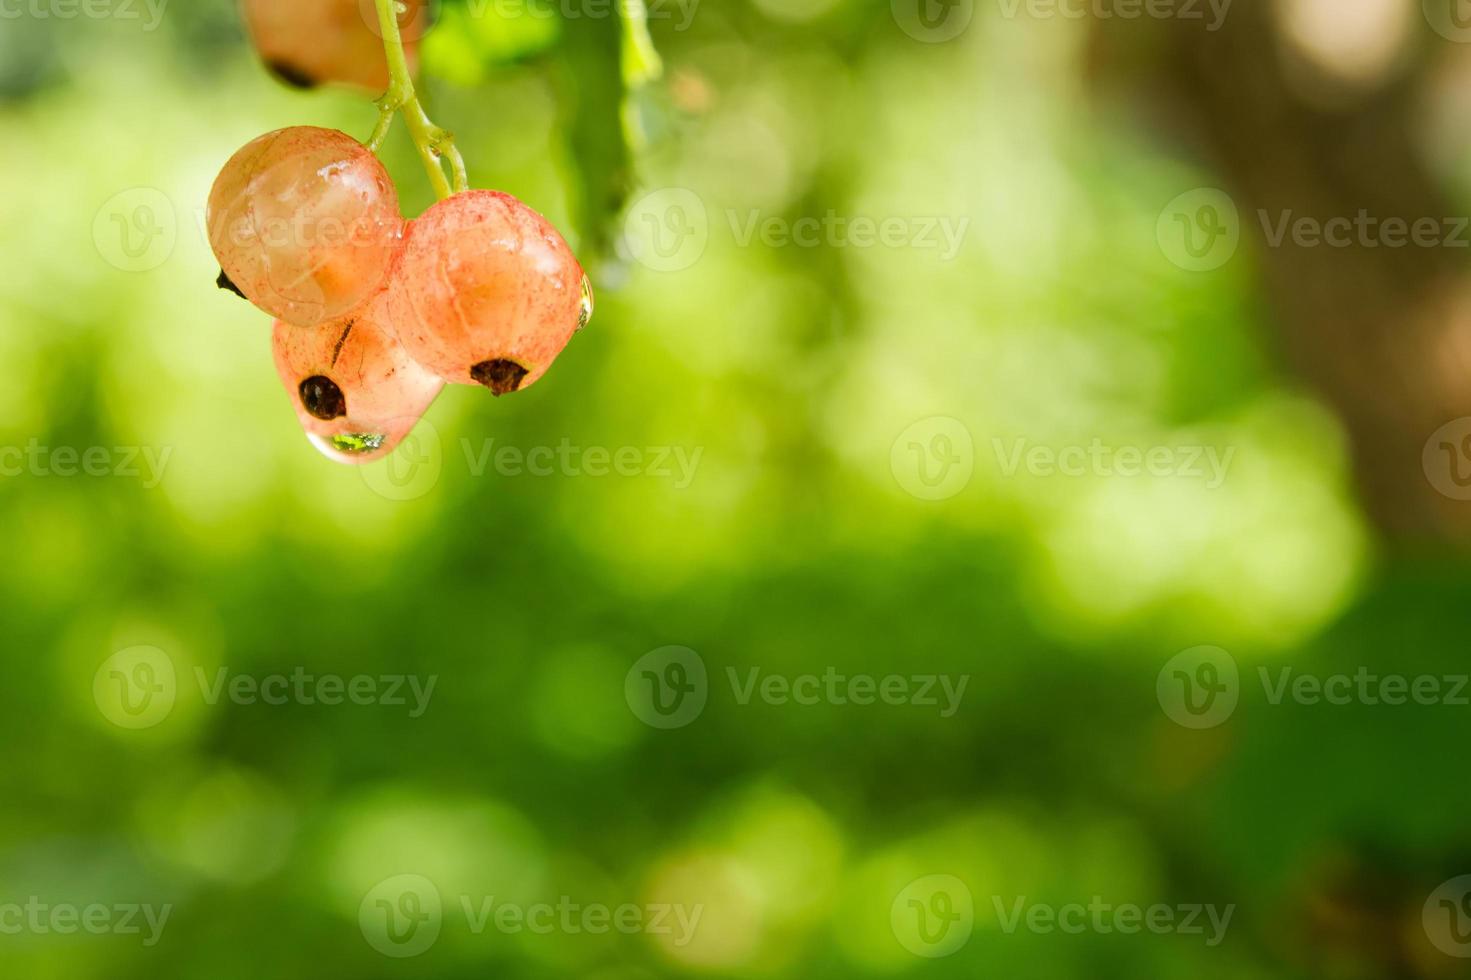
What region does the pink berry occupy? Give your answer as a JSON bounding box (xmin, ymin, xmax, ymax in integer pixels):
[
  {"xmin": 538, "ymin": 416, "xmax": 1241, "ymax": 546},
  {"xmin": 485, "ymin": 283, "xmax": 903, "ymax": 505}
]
[
  {"xmin": 241, "ymin": 0, "xmax": 427, "ymax": 92},
  {"xmin": 272, "ymin": 293, "xmax": 442, "ymax": 464},
  {"xmin": 208, "ymin": 126, "xmax": 404, "ymax": 328},
  {"xmin": 387, "ymin": 190, "xmax": 592, "ymax": 394}
]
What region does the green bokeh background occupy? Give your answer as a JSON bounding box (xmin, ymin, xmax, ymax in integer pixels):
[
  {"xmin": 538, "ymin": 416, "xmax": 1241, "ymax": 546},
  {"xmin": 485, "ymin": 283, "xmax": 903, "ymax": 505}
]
[{"xmin": 0, "ymin": 0, "xmax": 1468, "ymax": 977}]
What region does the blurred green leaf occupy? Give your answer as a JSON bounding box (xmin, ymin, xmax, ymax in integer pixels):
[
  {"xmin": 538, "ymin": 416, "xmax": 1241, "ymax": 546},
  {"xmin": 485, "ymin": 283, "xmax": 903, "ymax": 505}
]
[{"xmin": 422, "ymin": 0, "xmax": 562, "ymax": 85}]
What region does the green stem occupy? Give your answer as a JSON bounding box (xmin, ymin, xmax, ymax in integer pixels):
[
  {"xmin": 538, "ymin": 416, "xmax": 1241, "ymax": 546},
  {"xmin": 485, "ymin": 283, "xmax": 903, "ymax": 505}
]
[
  {"xmin": 366, "ymin": 105, "xmax": 395, "ymax": 152},
  {"xmin": 372, "ymin": 0, "xmax": 468, "ymax": 200}
]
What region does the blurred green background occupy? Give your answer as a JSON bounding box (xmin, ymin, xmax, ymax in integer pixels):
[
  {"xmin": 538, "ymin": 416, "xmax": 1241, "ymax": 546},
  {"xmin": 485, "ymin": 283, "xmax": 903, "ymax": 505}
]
[{"xmin": 3, "ymin": 0, "xmax": 1471, "ymax": 976}]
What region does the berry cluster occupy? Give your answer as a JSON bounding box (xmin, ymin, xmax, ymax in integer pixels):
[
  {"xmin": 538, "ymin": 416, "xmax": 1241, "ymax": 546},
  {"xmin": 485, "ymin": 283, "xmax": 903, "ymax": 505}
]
[
  {"xmin": 210, "ymin": 0, "xmax": 594, "ymax": 464},
  {"xmin": 209, "ymin": 128, "xmax": 590, "ymax": 464}
]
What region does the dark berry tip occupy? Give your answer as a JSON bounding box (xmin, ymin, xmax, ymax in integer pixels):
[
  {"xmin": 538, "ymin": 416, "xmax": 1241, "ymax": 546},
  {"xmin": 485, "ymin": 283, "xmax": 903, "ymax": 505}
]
[
  {"xmin": 471, "ymin": 359, "xmax": 529, "ymax": 396},
  {"xmin": 216, "ymin": 269, "xmax": 246, "ymax": 300},
  {"xmin": 265, "ymin": 60, "xmax": 319, "ymax": 90},
  {"xmin": 299, "ymin": 375, "xmax": 347, "ymax": 420}
]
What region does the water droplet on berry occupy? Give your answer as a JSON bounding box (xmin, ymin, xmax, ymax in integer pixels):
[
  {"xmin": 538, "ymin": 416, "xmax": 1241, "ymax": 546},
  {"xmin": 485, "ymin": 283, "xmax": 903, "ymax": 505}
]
[
  {"xmin": 325, "ymin": 431, "xmax": 387, "ymax": 455},
  {"xmin": 577, "ymin": 274, "xmax": 594, "ymax": 331}
]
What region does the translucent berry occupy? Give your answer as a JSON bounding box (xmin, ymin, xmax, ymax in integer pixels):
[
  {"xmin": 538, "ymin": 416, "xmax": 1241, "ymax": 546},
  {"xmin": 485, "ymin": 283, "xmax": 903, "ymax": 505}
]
[
  {"xmin": 272, "ymin": 294, "xmax": 442, "ymax": 464},
  {"xmin": 387, "ymin": 190, "xmax": 588, "ymax": 394},
  {"xmin": 242, "ymin": 0, "xmax": 428, "ymax": 92},
  {"xmin": 208, "ymin": 127, "xmax": 404, "ymax": 329}
]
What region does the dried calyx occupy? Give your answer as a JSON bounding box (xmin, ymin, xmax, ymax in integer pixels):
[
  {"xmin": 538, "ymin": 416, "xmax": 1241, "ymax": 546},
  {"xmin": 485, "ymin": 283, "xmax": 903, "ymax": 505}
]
[
  {"xmin": 470, "ymin": 359, "xmax": 528, "ymax": 396},
  {"xmin": 299, "ymin": 375, "xmax": 346, "ymax": 420},
  {"xmin": 216, "ymin": 269, "xmax": 247, "ymax": 300}
]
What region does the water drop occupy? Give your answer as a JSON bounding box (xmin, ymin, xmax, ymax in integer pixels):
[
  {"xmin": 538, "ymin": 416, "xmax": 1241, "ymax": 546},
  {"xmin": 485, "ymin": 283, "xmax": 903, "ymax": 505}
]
[
  {"xmin": 328, "ymin": 432, "xmax": 386, "ymax": 455},
  {"xmin": 577, "ymin": 274, "xmax": 595, "ymax": 331}
]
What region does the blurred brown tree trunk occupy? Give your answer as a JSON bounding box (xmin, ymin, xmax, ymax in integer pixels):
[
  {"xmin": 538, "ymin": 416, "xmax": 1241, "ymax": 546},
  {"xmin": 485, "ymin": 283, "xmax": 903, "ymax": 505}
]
[{"xmin": 1095, "ymin": 0, "xmax": 1471, "ymax": 539}]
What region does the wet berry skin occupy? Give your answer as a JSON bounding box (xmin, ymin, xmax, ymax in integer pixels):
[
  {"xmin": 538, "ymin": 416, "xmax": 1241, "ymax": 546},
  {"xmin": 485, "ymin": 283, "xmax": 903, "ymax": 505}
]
[
  {"xmin": 272, "ymin": 293, "xmax": 442, "ymax": 465},
  {"xmin": 208, "ymin": 126, "xmax": 404, "ymax": 329},
  {"xmin": 386, "ymin": 190, "xmax": 589, "ymax": 394}
]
